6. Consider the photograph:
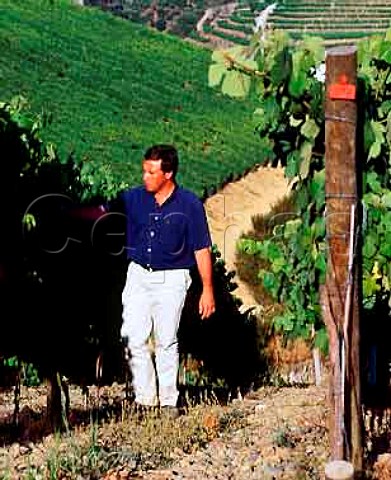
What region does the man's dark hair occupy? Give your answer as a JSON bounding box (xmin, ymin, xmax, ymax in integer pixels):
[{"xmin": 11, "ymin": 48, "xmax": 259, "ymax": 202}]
[{"xmin": 144, "ymin": 144, "xmax": 179, "ymax": 178}]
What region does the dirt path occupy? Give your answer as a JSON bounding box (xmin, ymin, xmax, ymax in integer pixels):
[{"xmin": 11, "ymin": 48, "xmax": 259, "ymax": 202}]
[
  {"xmin": 141, "ymin": 383, "xmax": 329, "ymax": 480},
  {"xmin": 205, "ymin": 165, "xmax": 291, "ymax": 308}
]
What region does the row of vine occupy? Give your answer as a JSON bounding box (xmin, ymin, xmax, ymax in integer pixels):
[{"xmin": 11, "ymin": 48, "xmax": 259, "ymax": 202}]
[{"xmin": 209, "ymin": 30, "xmax": 391, "ymax": 352}]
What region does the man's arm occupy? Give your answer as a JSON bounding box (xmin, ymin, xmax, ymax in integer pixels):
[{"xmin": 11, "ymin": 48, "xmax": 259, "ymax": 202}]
[{"xmin": 194, "ymin": 247, "xmax": 215, "ymax": 320}]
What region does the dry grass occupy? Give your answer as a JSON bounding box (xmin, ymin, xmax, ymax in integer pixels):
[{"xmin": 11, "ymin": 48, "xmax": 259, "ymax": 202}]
[{"xmin": 0, "ymin": 398, "xmax": 247, "ymax": 480}]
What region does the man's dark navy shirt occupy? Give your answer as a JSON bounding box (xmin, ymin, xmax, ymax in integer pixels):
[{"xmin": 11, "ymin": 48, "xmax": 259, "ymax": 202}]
[{"xmin": 121, "ymin": 185, "xmax": 212, "ymax": 270}]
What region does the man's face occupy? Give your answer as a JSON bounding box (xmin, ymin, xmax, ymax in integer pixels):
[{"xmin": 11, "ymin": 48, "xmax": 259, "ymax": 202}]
[{"xmin": 142, "ymin": 159, "xmax": 172, "ymax": 193}]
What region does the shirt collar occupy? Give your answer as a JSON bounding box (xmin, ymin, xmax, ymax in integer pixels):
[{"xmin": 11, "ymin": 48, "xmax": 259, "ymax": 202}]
[{"xmin": 146, "ymin": 184, "xmax": 179, "ymax": 208}]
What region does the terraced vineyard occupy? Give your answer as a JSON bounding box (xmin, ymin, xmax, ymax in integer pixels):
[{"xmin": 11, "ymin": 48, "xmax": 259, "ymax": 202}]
[
  {"xmin": 78, "ymin": 0, "xmax": 391, "ymax": 48},
  {"xmin": 268, "ymin": 0, "xmax": 391, "ymax": 46},
  {"xmin": 199, "ymin": 1, "xmax": 256, "ymax": 46},
  {"xmin": 202, "ymin": 0, "xmax": 391, "ymax": 47}
]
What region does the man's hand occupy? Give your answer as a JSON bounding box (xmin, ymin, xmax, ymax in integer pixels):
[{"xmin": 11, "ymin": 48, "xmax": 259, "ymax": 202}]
[
  {"xmin": 199, "ymin": 286, "xmax": 215, "ymax": 320},
  {"xmin": 194, "ymin": 247, "xmax": 215, "ymax": 320}
]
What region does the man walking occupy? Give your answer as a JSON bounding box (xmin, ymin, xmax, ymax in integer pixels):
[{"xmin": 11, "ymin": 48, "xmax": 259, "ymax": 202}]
[{"xmin": 121, "ymin": 144, "xmax": 215, "ymax": 417}]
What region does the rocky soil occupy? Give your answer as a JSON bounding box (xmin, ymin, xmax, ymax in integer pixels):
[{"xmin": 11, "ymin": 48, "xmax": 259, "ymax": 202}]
[
  {"xmin": 0, "ymin": 381, "xmax": 330, "ymax": 479},
  {"xmin": 140, "ymin": 383, "xmax": 329, "ymax": 480}
]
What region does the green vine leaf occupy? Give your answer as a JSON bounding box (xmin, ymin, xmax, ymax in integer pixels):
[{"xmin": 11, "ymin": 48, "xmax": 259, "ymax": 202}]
[
  {"xmin": 282, "ymin": 219, "xmax": 301, "ymax": 239},
  {"xmin": 301, "ymin": 117, "xmax": 320, "ymax": 140},
  {"xmin": 285, "ymin": 150, "xmax": 300, "ymax": 178},
  {"xmin": 289, "ymin": 115, "xmax": 303, "ymax": 128},
  {"xmin": 299, "ymin": 141, "xmax": 312, "ymax": 179},
  {"xmin": 289, "ymin": 70, "xmax": 307, "ymax": 98},
  {"xmin": 208, "ymin": 63, "xmax": 226, "ymax": 88},
  {"xmin": 368, "ymin": 120, "xmax": 386, "ymax": 160},
  {"xmin": 211, "ymin": 49, "xmax": 227, "ymax": 64},
  {"xmin": 381, "ymin": 191, "xmax": 391, "ymax": 208},
  {"xmin": 363, "ymin": 234, "xmax": 378, "ymax": 260},
  {"xmin": 222, "ymin": 71, "xmax": 251, "ymax": 98},
  {"xmin": 380, "ymin": 44, "xmax": 391, "ymax": 64},
  {"xmin": 363, "ymin": 273, "xmax": 381, "ymax": 297},
  {"xmin": 366, "ymin": 171, "xmax": 382, "ymax": 194}
]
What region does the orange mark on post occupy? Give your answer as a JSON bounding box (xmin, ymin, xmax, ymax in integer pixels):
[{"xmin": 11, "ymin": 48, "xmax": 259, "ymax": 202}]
[{"xmin": 329, "ymin": 73, "xmax": 356, "ymax": 100}]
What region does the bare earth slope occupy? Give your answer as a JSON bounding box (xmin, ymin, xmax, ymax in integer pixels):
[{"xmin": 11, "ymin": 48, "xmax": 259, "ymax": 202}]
[{"xmin": 205, "ymin": 165, "xmax": 291, "ymax": 307}]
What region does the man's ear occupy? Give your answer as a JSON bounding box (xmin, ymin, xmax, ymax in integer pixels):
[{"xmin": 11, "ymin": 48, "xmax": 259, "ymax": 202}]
[{"xmin": 165, "ymin": 171, "xmax": 174, "ymax": 180}]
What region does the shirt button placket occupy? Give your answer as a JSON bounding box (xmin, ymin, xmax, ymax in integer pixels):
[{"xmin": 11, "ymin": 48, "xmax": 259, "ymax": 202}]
[
  {"xmin": 147, "ymin": 212, "xmax": 159, "ymax": 268},
  {"xmin": 154, "ymin": 214, "xmax": 161, "ymax": 267}
]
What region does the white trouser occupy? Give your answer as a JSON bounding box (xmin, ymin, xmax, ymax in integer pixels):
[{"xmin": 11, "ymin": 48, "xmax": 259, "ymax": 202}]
[{"xmin": 121, "ymin": 262, "xmax": 192, "ymax": 407}]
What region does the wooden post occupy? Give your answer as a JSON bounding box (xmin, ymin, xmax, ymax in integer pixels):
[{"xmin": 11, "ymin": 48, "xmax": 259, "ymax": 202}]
[{"xmin": 324, "ymin": 46, "xmax": 363, "ymax": 469}]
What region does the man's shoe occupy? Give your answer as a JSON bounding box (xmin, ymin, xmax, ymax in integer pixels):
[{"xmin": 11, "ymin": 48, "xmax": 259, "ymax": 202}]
[{"xmin": 160, "ymin": 406, "xmax": 180, "ymax": 420}]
